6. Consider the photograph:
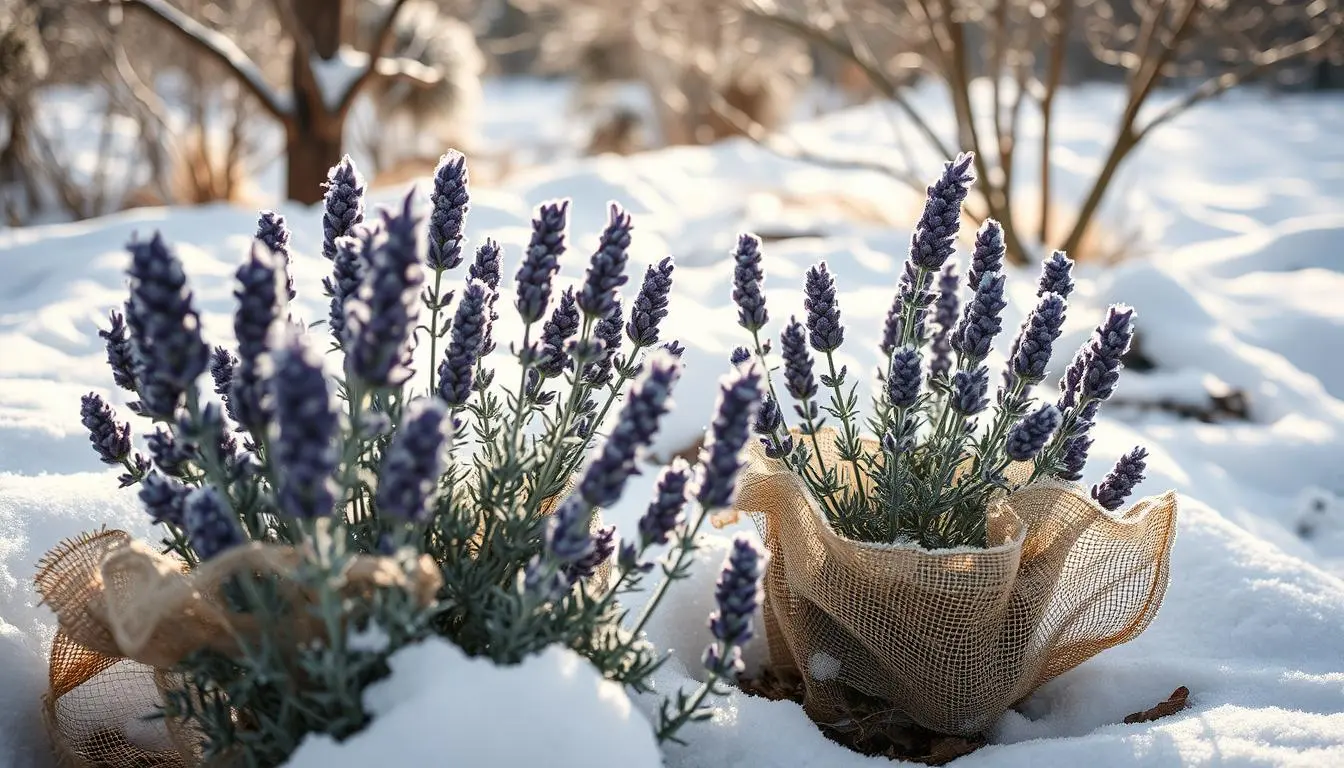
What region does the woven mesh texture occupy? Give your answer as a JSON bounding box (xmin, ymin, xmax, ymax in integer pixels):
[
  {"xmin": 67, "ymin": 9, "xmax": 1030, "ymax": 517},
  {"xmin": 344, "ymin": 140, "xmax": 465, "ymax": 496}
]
[
  {"xmin": 34, "ymin": 530, "xmax": 442, "ymax": 767},
  {"xmin": 735, "ymin": 435, "xmax": 1178, "ymax": 737}
]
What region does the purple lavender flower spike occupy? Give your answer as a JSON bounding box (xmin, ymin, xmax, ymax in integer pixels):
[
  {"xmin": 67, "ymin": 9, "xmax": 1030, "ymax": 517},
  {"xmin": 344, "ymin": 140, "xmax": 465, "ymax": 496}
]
[
  {"xmin": 100, "ymin": 309, "xmax": 138, "ymax": 392},
  {"xmin": 929, "ymin": 263, "xmax": 960, "ymax": 377},
  {"xmin": 427, "ymin": 150, "xmax": 469, "ymax": 271},
  {"xmin": 139, "ymin": 471, "xmax": 189, "ymax": 526},
  {"xmin": 1061, "ymin": 305, "xmax": 1136, "ymax": 419},
  {"xmin": 887, "ymin": 346, "xmax": 922, "ymax": 409},
  {"xmin": 781, "ymin": 318, "xmax": 817, "ymax": 402},
  {"xmin": 515, "ymin": 201, "xmax": 569, "ymax": 325},
  {"xmin": 732, "ymin": 234, "xmax": 768, "ymax": 332},
  {"xmin": 753, "ymin": 395, "xmax": 793, "ymax": 459},
  {"xmin": 1092, "ymin": 446, "xmax": 1149, "ymax": 511},
  {"xmin": 81, "ymin": 393, "xmax": 132, "ymax": 465},
  {"xmin": 908, "ymin": 153, "xmax": 976, "ymax": 271},
  {"xmin": 585, "ymin": 299, "xmax": 624, "ymax": 387},
  {"xmin": 470, "ymin": 239, "xmax": 502, "ymax": 288},
  {"xmin": 638, "ymin": 459, "xmax": 691, "ymax": 548},
  {"xmin": 234, "ymin": 242, "xmax": 283, "ymax": 363},
  {"xmin": 255, "ymin": 211, "xmax": 296, "ymax": 301},
  {"xmin": 1058, "ymin": 428, "xmax": 1094, "ymax": 482},
  {"xmin": 730, "ymin": 346, "xmax": 752, "ymax": 366},
  {"xmin": 325, "ymin": 234, "xmax": 365, "ymax": 345},
  {"xmin": 543, "ymin": 496, "xmax": 595, "ymax": 566},
  {"xmin": 271, "ymin": 333, "xmax": 340, "ymax": 519},
  {"xmin": 184, "ymin": 487, "xmax": 244, "ymax": 560},
  {"xmin": 1057, "ymin": 346, "xmax": 1087, "ymax": 411},
  {"xmin": 697, "ymin": 364, "xmax": 763, "ymax": 510},
  {"xmin": 231, "ymin": 242, "xmax": 285, "ymax": 430},
  {"xmin": 321, "ymin": 156, "xmax": 366, "ymax": 260},
  {"xmin": 704, "ymin": 536, "xmax": 763, "ymax": 678},
  {"xmin": 345, "ymin": 191, "xmax": 425, "ymax": 387},
  {"xmin": 470, "ymin": 239, "xmax": 502, "ymax": 355},
  {"xmin": 626, "ymin": 257, "xmax": 674, "ymax": 346},
  {"xmin": 950, "ymin": 365, "xmax": 990, "ymax": 416},
  {"xmin": 579, "ymin": 203, "xmax": 632, "ymax": 319},
  {"xmin": 146, "ymin": 426, "xmax": 192, "ymax": 477},
  {"xmin": 1006, "ymin": 293, "xmax": 1067, "ymax": 390},
  {"xmin": 537, "ymin": 288, "xmax": 580, "ymax": 378},
  {"xmin": 209, "ymin": 346, "xmax": 236, "ymax": 398},
  {"xmin": 966, "ymin": 219, "xmax": 1005, "ymax": 293},
  {"xmin": 1038, "ymin": 251, "xmax": 1075, "ymax": 299},
  {"xmin": 377, "ymin": 397, "xmax": 453, "ymax": 522},
  {"xmin": 126, "ymin": 233, "xmax": 210, "ymax": 419},
  {"xmin": 1079, "ymin": 306, "xmax": 1135, "ymax": 404},
  {"xmin": 770, "ymin": 322, "xmax": 815, "ymax": 406},
  {"xmin": 438, "ymin": 280, "xmax": 493, "ymax": 406},
  {"xmin": 567, "ymin": 525, "xmax": 616, "ymax": 581},
  {"xmin": 578, "ymin": 352, "xmax": 680, "ymax": 508},
  {"xmin": 881, "ymin": 293, "xmax": 903, "ymax": 357},
  {"xmin": 803, "ymin": 262, "xmax": 844, "ymax": 353},
  {"xmin": 617, "ymin": 540, "xmax": 652, "ymax": 574},
  {"xmin": 120, "ymin": 454, "xmax": 157, "ymax": 488},
  {"xmin": 951, "ymin": 272, "xmax": 1007, "ymax": 362},
  {"xmin": 1006, "ymin": 404, "xmax": 1062, "ymax": 461}
]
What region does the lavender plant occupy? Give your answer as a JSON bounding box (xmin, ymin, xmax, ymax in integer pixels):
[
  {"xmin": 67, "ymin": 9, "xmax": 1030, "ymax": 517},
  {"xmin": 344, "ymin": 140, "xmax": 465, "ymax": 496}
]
[
  {"xmin": 82, "ymin": 153, "xmax": 762, "ymax": 763},
  {"xmin": 735, "ymin": 153, "xmax": 1147, "ymax": 549}
]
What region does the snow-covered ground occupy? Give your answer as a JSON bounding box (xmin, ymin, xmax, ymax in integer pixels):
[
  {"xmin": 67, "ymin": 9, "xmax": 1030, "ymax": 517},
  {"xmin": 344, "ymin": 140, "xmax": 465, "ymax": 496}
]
[{"xmin": 3, "ymin": 80, "xmax": 1344, "ymax": 766}]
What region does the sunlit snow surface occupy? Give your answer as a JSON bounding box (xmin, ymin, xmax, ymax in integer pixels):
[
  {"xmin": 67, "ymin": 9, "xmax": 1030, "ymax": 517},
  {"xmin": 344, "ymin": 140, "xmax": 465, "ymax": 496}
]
[{"xmin": 3, "ymin": 80, "xmax": 1343, "ymax": 767}]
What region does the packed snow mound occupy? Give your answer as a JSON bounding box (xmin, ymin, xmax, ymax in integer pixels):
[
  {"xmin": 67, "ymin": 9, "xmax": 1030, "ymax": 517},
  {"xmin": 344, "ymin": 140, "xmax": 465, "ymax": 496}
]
[
  {"xmin": 0, "ymin": 620, "xmax": 50, "ymax": 768},
  {"xmin": 283, "ymin": 639, "xmax": 661, "ymax": 768}
]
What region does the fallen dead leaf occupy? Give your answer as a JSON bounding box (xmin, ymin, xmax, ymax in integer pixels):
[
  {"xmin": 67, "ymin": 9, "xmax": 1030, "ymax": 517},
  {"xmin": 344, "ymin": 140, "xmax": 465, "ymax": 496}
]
[{"xmin": 1124, "ymin": 686, "xmax": 1191, "ymax": 724}]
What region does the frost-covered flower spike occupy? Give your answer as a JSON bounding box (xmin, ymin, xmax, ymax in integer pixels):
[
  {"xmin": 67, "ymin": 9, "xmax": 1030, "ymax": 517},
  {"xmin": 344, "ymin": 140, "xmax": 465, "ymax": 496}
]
[
  {"xmin": 321, "ymin": 155, "xmax": 365, "ymax": 260},
  {"xmin": 515, "ymin": 200, "xmax": 569, "ymax": 325},
  {"xmin": 1092, "ymin": 446, "xmax": 1149, "ymax": 511},
  {"xmin": 731, "ymin": 233, "xmax": 767, "ymax": 333},
  {"xmin": 427, "ymin": 149, "xmax": 469, "ymax": 271},
  {"xmin": 345, "ymin": 191, "xmax": 425, "ymax": 388},
  {"xmin": 125, "ymin": 233, "xmax": 210, "ymax": 419},
  {"xmin": 270, "ymin": 332, "xmax": 340, "ymax": 520},
  {"xmin": 626, "ymin": 256, "xmax": 674, "ymax": 347},
  {"xmin": 578, "ymin": 203, "xmax": 632, "ymax": 319}
]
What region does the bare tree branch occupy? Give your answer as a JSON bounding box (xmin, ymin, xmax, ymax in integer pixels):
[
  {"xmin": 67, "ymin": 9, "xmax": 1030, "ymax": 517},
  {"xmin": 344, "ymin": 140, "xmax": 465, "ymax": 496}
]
[
  {"xmin": 705, "ymin": 89, "xmax": 930, "ymax": 193},
  {"xmin": 338, "ymin": 0, "xmax": 414, "ymax": 115},
  {"xmin": 1039, "ymin": 0, "xmax": 1073, "ymax": 242},
  {"xmin": 372, "ymin": 57, "xmax": 444, "ymax": 86},
  {"xmin": 741, "ymin": 0, "xmax": 956, "ymax": 163},
  {"xmin": 1135, "ymin": 26, "xmax": 1340, "ymax": 142},
  {"xmin": 268, "ymin": 0, "xmax": 317, "ymax": 65},
  {"xmin": 105, "ymin": 0, "xmax": 291, "ymax": 118}
]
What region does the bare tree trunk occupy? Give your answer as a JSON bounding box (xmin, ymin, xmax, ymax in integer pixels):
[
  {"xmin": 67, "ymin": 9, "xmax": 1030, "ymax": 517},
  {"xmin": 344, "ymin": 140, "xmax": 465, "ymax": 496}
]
[
  {"xmin": 0, "ymin": 98, "xmax": 43, "ymax": 218},
  {"xmin": 1039, "ymin": 0, "xmax": 1073, "ymax": 244},
  {"xmin": 285, "ymin": 121, "xmax": 345, "ymax": 203},
  {"xmin": 286, "ymin": 0, "xmax": 349, "ymax": 204}
]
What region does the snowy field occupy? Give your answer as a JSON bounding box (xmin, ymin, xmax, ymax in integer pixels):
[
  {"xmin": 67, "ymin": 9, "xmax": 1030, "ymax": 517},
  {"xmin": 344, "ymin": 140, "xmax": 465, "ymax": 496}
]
[{"xmin": 3, "ymin": 80, "xmax": 1344, "ymax": 766}]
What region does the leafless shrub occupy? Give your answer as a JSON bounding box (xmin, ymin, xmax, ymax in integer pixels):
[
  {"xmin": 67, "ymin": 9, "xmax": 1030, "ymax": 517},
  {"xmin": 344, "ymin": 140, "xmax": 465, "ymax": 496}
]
[
  {"xmin": 742, "ymin": 0, "xmax": 1342, "ymax": 262},
  {"xmin": 522, "ymin": 0, "xmax": 812, "ymax": 147}
]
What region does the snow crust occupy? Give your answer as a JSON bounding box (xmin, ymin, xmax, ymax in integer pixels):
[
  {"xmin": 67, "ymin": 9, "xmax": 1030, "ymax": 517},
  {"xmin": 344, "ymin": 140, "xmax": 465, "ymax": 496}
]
[{"xmin": 283, "ymin": 640, "xmax": 661, "ymax": 768}]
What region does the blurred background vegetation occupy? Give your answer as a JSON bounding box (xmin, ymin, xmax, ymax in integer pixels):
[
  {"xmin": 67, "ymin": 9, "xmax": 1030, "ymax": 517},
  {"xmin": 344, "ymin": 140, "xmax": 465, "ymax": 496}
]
[{"xmin": 1, "ymin": 0, "xmax": 1339, "ymax": 260}]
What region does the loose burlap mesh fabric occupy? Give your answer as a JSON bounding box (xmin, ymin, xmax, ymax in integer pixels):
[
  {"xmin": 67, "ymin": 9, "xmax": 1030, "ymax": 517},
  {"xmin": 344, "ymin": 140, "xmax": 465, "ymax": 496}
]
[
  {"xmin": 733, "ymin": 434, "xmax": 1178, "ymax": 737},
  {"xmin": 33, "ymin": 528, "xmax": 443, "ymax": 768},
  {"xmin": 33, "ymin": 483, "xmax": 599, "ymax": 768}
]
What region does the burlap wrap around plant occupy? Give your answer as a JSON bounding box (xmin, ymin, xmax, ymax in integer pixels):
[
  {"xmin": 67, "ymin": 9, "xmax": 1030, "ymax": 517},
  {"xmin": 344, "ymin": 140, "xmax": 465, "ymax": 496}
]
[
  {"xmin": 731, "ymin": 435, "xmax": 1178, "ymax": 737},
  {"xmin": 33, "ymin": 529, "xmax": 443, "ymax": 768}
]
